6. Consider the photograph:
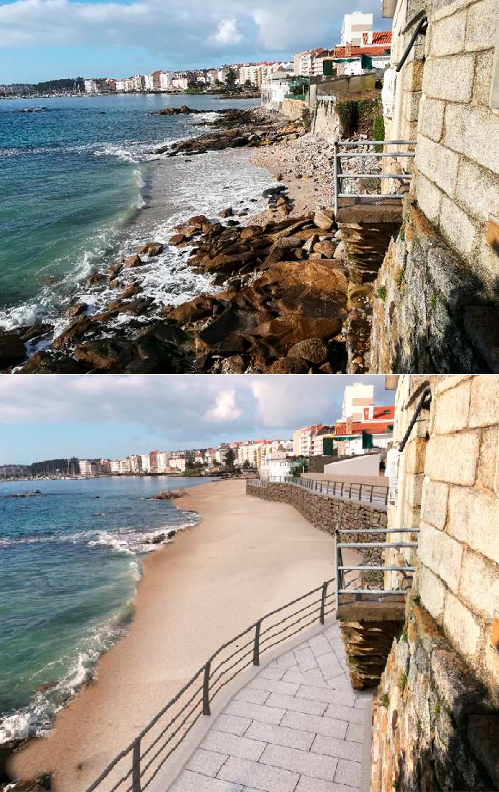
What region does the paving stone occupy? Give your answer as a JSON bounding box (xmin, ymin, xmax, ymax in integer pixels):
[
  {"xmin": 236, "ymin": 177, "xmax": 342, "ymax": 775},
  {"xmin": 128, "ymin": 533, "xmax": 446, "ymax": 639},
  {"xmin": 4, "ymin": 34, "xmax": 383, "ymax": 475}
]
[
  {"xmin": 244, "ymin": 721, "xmax": 314, "ymax": 751},
  {"xmin": 235, "ymin": 687, "xmax": 271, "ymax": 705},
  {"xmin": 260, "ymin": 744, "xmax": 339, "ymax": 782},
  {"xmin": 346, "ymin": 722, "xmax": 364, "ymax": 744},
  {"xmin": 275, "ymin": 651, "xmax": 299, "ymax": 669},
  {"xmin": 218, "ymin": 756, "xmax": 299, "ymax": 792},
  {"xmin": 249, "ymin": 677, "xmax": 299, "ymax": 696},
  {"xmin": 214, "ymin": 713, "xmax": 252, "ymax": 736},
  {"xmin": 282, "ymin": 669, "xmax": 330, "ymax": 689},
  {"xmin": 296, "ymin": 684, "xmax": 357, "ymax": 707},
  {"xmin": 265, "ymin": 692, "xmax": 327, "ymax": 716},
  {"xmin": 281, "ymin": 710, "xmax": 348, "ymax": 739},
  {"xmin": 311, "ymin": 734, "xmax": 363, "ymax": 762},
  {"xmin": 316, "ymin": 652, "xmax": 343, "ymax": 680},
  {"xmin": 186, "ymin": 748, "xmax": 229, "ymax": 777},
  {"xmin": 309, "ymin": 634, "xmax": 332, "ymax": 658},
  {"xmin": 334, "ymin": 758, "xmax": 362, "ymax": 788},
  {"xmin": 170, "ymin": 769, "xmax": 243, "ymax": 792},
  {"xmin": 257, "ymin": 666, "xmax": 286, "ymax": 681},
  {"xmin": 294, "ymin": 646, "xmax": 318, "ymax": 672},
  {"xmin": 324, "ymin": 703, "xmax": 364, "ymax": 725},
  {"xmin": 296, "ymin": 777, "xmax": 357, "ymax": 792},
  {"xmin": 202, "ymin": 730, "xmax": 266, "ymax": 761},
  {"xmin": 327, "ymin": 675, "xmax": 354, "ymax": 692},
  {"xmin": 224, "ymin": 700, "xmax": 284, "ymax": 724}
]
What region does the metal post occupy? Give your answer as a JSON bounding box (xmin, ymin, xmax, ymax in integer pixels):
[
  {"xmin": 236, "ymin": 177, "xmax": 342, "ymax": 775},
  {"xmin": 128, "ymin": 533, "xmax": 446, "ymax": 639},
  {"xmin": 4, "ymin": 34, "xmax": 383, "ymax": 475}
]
[
  {"xmin": 320, "ymin": 481, "xmax": 323, "ymax": 493},
  {"xmin": 341, "ymin": 482, "xmax": 344, "ymax": 497},
  {"xmin": 385, "ymin": 488, "xmax": 388, "ymax": 506},
  {"xmin": 132, "ymin": 740, "xmax": 141, "ymax": 792},
  {"xmin": 253, "ymin": 620, "xmax": 262, "ymax": 666},
  {"xmin": 320, "ymin": 581, "xmax": 328, "ymax": 624},
  {"xmin": 203, "ymin": 660, "xmax": 211, "ymax": 715},
  {"xmin": 370, "ymin": 485, "xmax": 373, "ymax": 503},
  {"xmin": 349, "ymin": 483, "xmax": 352, "ymax": 498},
  {"xmin": 359, "ymin": 484, "xmax": 362, "ymax": 501},
  {"xmin": 333, "ymin": 141, "xmax": 338, "ymax": 217}
]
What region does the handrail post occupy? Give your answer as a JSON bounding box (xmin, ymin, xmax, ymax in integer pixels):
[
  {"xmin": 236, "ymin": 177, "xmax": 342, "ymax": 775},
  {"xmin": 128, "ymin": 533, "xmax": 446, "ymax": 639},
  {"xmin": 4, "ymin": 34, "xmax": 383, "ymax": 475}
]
[
  {"xmin": 333, "ymin": 141, "xmax": 338, "ymax": 217},
  {"xmin": 320, "ymin": 581, "xmax": 328, "ymax": 624},
  {"xmin": 341, "ymin": 482, "xmax": 344, "ymax": 497},
  {"xmin": 349, "ymin": 483, "xmax": 352, "ymax": 498},
  {"xmin": 320, "ymin": 481, "xmax": 323, "ymax": 493},
  {"xmin": 253, "ymin": 619, "xmax": 262, "ymax": 666},
  {"xmin": 203, "ymin": 660, "xmax": 211, "ymax": 715},
  {"xmin": 132, "ymin": 739, "xmax": 141, "ymax": 792},
  {"xmin": 370, "ymin": 485, "xmax": 373, "ymax": 503},
  {"xmin": 359, "ymin": 484, "xmax": 362, "ymax": 501}
]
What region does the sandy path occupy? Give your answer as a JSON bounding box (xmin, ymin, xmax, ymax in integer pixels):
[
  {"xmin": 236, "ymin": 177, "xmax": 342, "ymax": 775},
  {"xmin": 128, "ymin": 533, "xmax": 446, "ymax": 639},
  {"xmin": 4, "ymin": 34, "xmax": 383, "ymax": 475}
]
[{"xmin": 12, "ymin": 479, "xmax": 338, "ymax": 792}]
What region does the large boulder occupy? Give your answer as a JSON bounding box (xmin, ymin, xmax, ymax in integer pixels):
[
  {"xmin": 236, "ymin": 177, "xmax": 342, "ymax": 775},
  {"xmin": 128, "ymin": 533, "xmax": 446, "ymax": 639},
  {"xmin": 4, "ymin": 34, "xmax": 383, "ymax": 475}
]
[
  {"xmin": 266, "ymin": 357, "xmax": 309, "ymax": 373},
  {"xmin": 18, "ymin": 352, "xmax": 86, "ymax": 373},
  {"xmin": 250, "ymin": 315, "xmax": 342, "ymax": 354},
  {"xmin": 73, "ymin": 339, "xmax": 128, "ymax": 370},
  {"xmin": 313, "ymin": 209, "xmax": 335, "ymax": 231},
  {"xmin": 169, "ymin": 295, "xmax": 221, "ymax": 324},
  {"xmin": 124, "ymin": 254, "xmax": 143, "ymax": 268},
  {"xmin": 139, "ymin": 242, "xmax": 163, "ymax": 257},
  {"xmin": 0, "ymin": 333, "xmax": 26, "ymax": 367},
  {"xmin": 287, "ymin": 338, "xmax": 329, "ymax": 365},
  {"xmin": 52, "ymin": 317, "xmax": 97, "ymax": 349},
  {"xmin": 66, "ymin": 303, "xmax": 87, "ymax": 318}
]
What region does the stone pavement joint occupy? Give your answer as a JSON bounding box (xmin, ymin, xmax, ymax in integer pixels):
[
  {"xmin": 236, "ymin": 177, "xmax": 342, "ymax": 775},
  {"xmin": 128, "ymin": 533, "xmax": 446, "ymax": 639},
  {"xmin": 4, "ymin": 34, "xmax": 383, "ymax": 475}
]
[{"xmin": 170, "ymin": 623, "xmax": 371, "ymax": 792}]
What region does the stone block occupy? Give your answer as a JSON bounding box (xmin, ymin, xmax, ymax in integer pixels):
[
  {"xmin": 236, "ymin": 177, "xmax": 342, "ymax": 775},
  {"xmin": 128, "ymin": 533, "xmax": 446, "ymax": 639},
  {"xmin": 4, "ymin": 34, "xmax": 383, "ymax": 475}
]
[
  {"xmin": 418, "ymin": 564, "xmax": 446, "ymax": 621},
  {"xmin": 444, "ymin": 104, "xmax": 499, "ymax": 176},
  {"xmin": 405, "ymin": 436, "xmax": 428, "ymax": 474},
  {"xmin": 433, "ymin": 378, "xmax": 471, "ymax": 433},
  {"xmin": 455, "ymin": 157, "xmax": 499, "ymax": 223},
  {"xmin": 170, "ymin": 770, "xmax": 243, "ymax": 792},
  {"xmin": 249, "ymin": 677, "xmax": 299, "ymax": 697},
  {"xmin": 425, "ymin": 432, "xmax": 479, "ymax": 484},
  {"xmin": 214, "ymin": 713, "xmax": 252, "ymax": 736},
  {"xmin": 187, "ymin": 749, "xmax": 229, "ymax": 778},
  {"xmin": 415, "ymin": 174, "xmax": 443, "ymax": 223},
  {"xmin": 459, "ymin": 549, "xmax": 499, "ymax": 619},
  {"xmin": 439, "ymin": 195, "xmax": 478, "ymax": 257},
  {"xmin": 469, "ymin": 374, "xmax": 499, "ymax": 427},
  {"xmin": 265, "ymin": 692, "xmax": 327, "ymax": 716},
  {"xmin": 219, "ymin": 756, "xmax": 299, "ymax": 792},
  {"xmin": 415, "ymin": 136, "xmax": 460, "ymax": 197},
  {"xmin": 448, "ymin": 486, "xmax": 499, "ymax": 564},
  {"xmin": 443, "ymin": 589, "xmax": 482, "ymax": 660},
  {"xmin": 473, "ymin": 49, "xmax": 495, "ymax": 105},
  {"xmin": 418, "ymin": 97, "xmax": 445, "ymax": 142},
  {"xmin": 345, "ymin": 722, "xmax": 364, "ymax": 743},
  {"xmin": 296, "ymin": 777, "xmax": 355, "ymax": 792},
  {"xmin": 406, "ymin": 472, "xmax": 424, "ymax": 508},
  {"xmin": 281, "ymin": 710, "xmax": 349, "ymax": 738},
  {"xmin": 260, "ymin": 743, "xmax": 339, "ymax": 782},
  {"xmin": 465, "ymin": 0, "xmax": 498, "ymax": 51},
  {"xmin": 323, "ymin": 702, "xmax": 365, "ymax": 724},
  {"xmin": 334, "ymin": 758, "xmax": 363, "ymax": 788},
  {"xmin": 422, "ymin": 54, "xmax": 475, "ymax": 102},
  {"xmin": 421, "ymin": 479, "xmax": 449, "ymax": 529},
  {"xmin": 296, "ymin": 684, "xmax": 357, "ymax": 707},
  {"xmin": 434, "ymin": 375, "xmax": 472, "ymax": 394},
  {"xmin": 406, "ymin": 59, "xmax": 425, "ymax": 91},
  {"xmin": 477, "ymin": 426, "xmax": 499, "ymax": 491},
  {"xmin": 311, "ymin": 733, "xmax": 363, "ymax": 762},
  {"xmin": 224, "ymin": 699, "xmax": 284, "ymax": 724},
  {"xmin": 431, "ymin": 10, "xmax": 467, "ymax": 56},
  {"xmin": 244, "ymin": 721, "xmax": 315, "ymax": 751},
  {"xmin": 418, "ymin": 521, "xmax": 464, "ymax": 592},
  {"xmin": 234, "ymin": 687, "xmax": 270, "ymax": 705}
]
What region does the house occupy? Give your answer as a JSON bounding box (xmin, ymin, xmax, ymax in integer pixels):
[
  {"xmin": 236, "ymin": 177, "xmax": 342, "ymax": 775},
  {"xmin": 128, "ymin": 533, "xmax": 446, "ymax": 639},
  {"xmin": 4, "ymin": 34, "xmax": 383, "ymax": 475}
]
[
  {"xmin": 260, "ymin": 451, "xmax": 292, "ymax": 480},
  {"xmin": 261, "ymin": 71, "xmax": 292, "ymax": 109}
]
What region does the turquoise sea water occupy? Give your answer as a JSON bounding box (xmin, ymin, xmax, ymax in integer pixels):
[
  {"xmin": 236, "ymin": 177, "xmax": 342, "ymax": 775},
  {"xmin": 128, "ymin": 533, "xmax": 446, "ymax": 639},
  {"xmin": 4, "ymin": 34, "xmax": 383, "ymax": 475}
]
[
  {"xmin": 0, "ymin": 94, "xmax": 271, "ymax": 336},
  {"xmin": 0, "ymin": 475, "xmax": 212, "ymax": 743}
]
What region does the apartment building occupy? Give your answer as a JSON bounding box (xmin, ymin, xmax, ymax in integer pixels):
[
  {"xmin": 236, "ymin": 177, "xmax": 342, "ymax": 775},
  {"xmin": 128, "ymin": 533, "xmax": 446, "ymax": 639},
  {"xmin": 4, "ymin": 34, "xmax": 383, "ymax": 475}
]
[{"xmin": 341, "ymin": 11, "xmax": 373, "ymax": 45}]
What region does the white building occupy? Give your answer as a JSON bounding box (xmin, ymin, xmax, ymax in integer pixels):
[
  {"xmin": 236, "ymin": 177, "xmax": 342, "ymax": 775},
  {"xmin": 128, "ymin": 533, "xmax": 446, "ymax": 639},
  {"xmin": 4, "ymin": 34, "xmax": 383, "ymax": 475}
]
[
  {"xmin": 144, "ymin": 74, "xmax": 154, "ymax": 91},
  {"xmin": 79, "ymin": 459, "xmax": 96, "ymax": 476},
  {"xmin": 341, "ymin": 12, "xmax": 373, "ymax": 45},
  {"xmin": 115, "ymin": 80, "xmax": 126, "ymax": 92},
  {"xmin": 128, "ymin": 455, "xmax": 142, "ymax": 474},
  {"xmin": 140, "ymin": 454, "xmax": 151, "ymax": 473},
  {"xmin": 171, "ymin": 75, "xmax": 188, "ymax": 91},
  {"xmin": 261, "ymin": 71, "xmax": 291, "ymax": 108},
  {"xmin": 169, "ymin": 456, "xmax": 187, "ymax": 471},
  {"xmin": 342, "ymin": 382, "xmax": 374, "ymax": 420},
  {"xmin": 159, "ymin": 72, "xmax": 173, "ymax": 91},
  {"xmin": 260, "ymin": 452, "xmax": 292, "ymax": 480}
]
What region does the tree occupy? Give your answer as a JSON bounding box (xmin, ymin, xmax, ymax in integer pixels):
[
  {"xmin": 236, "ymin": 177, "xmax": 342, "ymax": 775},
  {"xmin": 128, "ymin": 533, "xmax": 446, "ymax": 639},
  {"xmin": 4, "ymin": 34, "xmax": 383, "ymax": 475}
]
[
  {"xmin": 242, "ymin": 459, "xmax": 251, "ymax": 470},
  {"xmin": 244, "ymin": 79, "xmax": 252, "ymax": 90},
  {"xmin": 225, "ymin": 69, "xmax": 237, "ymax": 91},
  {"xmin": 225, "ymin": 448, "xmax": 236, "ymax": 469}
]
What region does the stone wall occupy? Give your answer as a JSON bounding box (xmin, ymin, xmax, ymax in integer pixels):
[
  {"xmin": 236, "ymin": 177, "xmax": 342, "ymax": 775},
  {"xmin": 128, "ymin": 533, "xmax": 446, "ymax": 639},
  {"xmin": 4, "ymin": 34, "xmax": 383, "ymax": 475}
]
[
  {"xmin": 246, "ymin": 481, "xmax": 387, "ymax": 534},
  {"xmin": 371, "ymin": 374, "xmax": 499, "ymax": 791},
  {"xmin": 280, "ymin": 98, "xmax": 308, "ymax": 121},
  {"xmin": 312, "ymin": 99, "xmax": 341, "ymax": 142}
]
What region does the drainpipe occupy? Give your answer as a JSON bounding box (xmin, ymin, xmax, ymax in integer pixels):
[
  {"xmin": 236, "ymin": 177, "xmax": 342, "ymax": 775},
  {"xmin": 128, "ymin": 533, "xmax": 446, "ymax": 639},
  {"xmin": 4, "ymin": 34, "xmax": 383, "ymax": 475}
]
[{"xmin": 398, "ymin": 388, "xmax": 432, "ymax": 452}]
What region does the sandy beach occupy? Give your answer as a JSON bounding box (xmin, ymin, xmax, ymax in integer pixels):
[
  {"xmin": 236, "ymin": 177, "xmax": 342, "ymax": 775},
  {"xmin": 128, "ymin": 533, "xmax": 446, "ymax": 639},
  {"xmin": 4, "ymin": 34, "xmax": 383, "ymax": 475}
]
[{"xmin": 11, "ymin": 478, "xmax": 338, "ymax": 791}]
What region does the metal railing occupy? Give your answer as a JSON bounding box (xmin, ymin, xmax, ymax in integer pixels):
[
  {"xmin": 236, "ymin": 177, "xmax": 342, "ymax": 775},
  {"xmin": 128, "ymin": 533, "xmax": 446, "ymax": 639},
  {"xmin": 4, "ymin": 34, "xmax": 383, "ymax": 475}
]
[
  {"xmin": 248, "ymin": 476, "xmax": 389, "ymax": 505},
  {"xmin": 333, "ymin": 139, "xmax": 416, "ymax": 216},
  {"xmin": 335, "ymin": 528, "xmax": 419, "ymax": 609},
  {"xmin": 86, "ymin": 578, "xmax": 336, "ymax": 792}
]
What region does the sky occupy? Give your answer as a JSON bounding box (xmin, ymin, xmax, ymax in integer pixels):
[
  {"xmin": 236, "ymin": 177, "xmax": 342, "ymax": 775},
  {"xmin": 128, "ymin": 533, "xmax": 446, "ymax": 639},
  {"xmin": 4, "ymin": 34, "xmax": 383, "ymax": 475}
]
[
  {"xmin": 0, "ymin": 0, "xmax": 383, "ymax": 83},
  {"xmin": 0, "ymin": 375, "xmax": 395, "ymax": 464}
]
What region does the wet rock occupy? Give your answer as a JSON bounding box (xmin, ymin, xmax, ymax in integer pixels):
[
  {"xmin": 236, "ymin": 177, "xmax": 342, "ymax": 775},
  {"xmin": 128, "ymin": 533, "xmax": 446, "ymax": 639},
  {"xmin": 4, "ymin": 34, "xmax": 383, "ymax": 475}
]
[
  {"xmin": 73, "ymin": 339, "xmax": 129, "ymax": 370},
  {"xmin": 221, "ymin": 354, "xmax": 246, "ymax": 373},
  {"xmin": 266, "ymin": 357, "xmax": 308, "ymax": 373},
  {"xmin": 169, "ymin": 295, "xmax": 221, "ymax": 323},
  {"xmin": 120, "ymin": 297, "xmax": 154, "ymax": 316},
  {"xmin": 40, "ymin": 276, "xmax": 60, "ymax": 286},
  {"xmin": 139, "ymin": 242, "xmax": 164, "ymax": 257},
  {"xmin": 52, "ymin": 317, "xmax": 96, "ymax": 349},
  {"xmin": 0, "ymin": 333, "xmax": 26, "ymax": 367},
  {"xmin": 107, "ymin": 262, "xmax": 123, "ymax": 278},
  {"xmin": 13, "ymin": 324, "xmax": 54, "ymax": 343},
  {"xmin": 187, "ymin": 214, "xmax": 208, "ymax": 228},
  {"xmin": 121, "ymin": 283, "xmax": 143, "ymax": 299},
  {"xmin": 66, "ymin": 303, "xmax": 87, "ymax": 318},
  {"xmin": 168, "ymin": 233, "xmax": 186, "ymax": 246},
  {"xmin": 86, "ymin": 273, "xmax": 107, "ymax": 286},
  {"xmin": 219, "ymin": 207, "xmax": 233, "ymax": 218},
  {"xmin": 18, "ymin": 352, "xmax": 87, "ymax": 373},
  {"xmin": 287, "ymin": 338, "xmax": 328, "ymax": 365},
  {"xmin": 124, "ymin": 254, "xmax": 143, "ymax": 268},
  {"xmin": 197, "ymin": 308, "xmax": 251, "ymax": 354}
]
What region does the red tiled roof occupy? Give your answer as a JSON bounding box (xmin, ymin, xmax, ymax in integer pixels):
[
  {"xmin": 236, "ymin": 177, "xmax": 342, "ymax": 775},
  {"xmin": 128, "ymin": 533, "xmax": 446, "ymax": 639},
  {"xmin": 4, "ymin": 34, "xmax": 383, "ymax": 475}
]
[
  {"xmin": 334, "ymin": 44, "xmax": 391, "ymax": 58},
  {"xmin": 363, "ymin": 31, "xmax": 392, "ymax": 45},
  {"xmin": 334, "ymin": 420, "xmax": 394, "ymax": 436},
  {"xmin": 373, "ymin": 406, "xmax": 395, "ymax": 419}
]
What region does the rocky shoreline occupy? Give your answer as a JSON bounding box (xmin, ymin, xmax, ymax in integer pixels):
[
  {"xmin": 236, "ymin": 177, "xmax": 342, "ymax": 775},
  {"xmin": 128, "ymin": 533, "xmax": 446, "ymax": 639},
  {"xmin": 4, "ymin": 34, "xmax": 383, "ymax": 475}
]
[{"xmin": 0, "ymin": 107, "xmax": 372, "ymax": 374}]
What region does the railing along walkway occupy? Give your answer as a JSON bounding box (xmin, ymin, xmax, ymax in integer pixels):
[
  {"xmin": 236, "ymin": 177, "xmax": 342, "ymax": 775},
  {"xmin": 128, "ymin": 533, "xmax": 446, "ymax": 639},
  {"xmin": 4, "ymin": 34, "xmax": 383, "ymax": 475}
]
[
  {"xmin": 168, "ymin": 620, "xmax": 371, "ymax": 792},
  {"xmin": 248, "ymin": 476, "xmax": 388, "ymax": 506}
]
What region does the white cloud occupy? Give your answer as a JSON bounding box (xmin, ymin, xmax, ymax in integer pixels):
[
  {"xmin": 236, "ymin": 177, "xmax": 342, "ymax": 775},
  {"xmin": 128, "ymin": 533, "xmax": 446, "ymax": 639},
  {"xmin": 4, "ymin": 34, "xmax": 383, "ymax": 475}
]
[
  {"xmin": 208, "ymin": 18, "xmax": 243, "ymax": 46},
  {"xmin": 205, "ymin": 389, "xmax": 242, "ymax": 421}
]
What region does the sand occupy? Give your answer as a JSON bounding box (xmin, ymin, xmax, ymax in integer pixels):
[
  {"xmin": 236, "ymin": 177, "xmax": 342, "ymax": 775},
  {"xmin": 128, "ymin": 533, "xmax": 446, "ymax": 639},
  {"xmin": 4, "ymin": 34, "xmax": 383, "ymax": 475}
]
[{"xmin": 12, "ymin": 479, "xmax": 338, "ymax": 792}]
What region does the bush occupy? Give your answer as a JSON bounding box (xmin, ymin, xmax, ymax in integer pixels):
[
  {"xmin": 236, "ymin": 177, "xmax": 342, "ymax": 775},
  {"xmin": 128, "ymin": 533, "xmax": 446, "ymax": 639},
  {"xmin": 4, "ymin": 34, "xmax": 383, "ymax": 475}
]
[
  {"xmin": 337, "ymin": 101, "xmax": 360, "ymax": 135},
  {"xmin": 373, "ymin": 114, "xmax": 385, "ymax": 153},
  {"xmin": 377, "ymin": 285, "xmax": 387, "ymax": 301}
]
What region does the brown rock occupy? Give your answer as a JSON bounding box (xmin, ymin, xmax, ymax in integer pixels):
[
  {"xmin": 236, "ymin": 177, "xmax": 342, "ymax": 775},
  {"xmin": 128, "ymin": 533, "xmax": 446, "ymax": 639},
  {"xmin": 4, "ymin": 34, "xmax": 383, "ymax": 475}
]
[
  {"xmin": 86, "ymin": 273, "xmax": 106, "ymax": 286},
  {"xmin": 0, "ymin": 333, "xmax": 26, "ymax": 367},
  {"xmin": 222, "ymin": 355, "xmax": 246, "ymax": 373},
  {"xmin": 303, "ymin": 234, "xmax": 320, "ymax": 253},
  {"xmin": 109, "ymin": 278, "xmax": 121, "ymax": 288},
  {"xmin": 168, "ymin": 234, "xmax": 186, "ymax": 246},
  {"xmin": 121, "ymin": 283, "xmax": 143, "ymax": 299},
  {"xmin": 314, "ymin": 240, "xmax": 336, "ymax": 258},
  {"xmin": 124, "ymin": 254, "xmax": 143, "ymax": 268},
  {"xmin": 314, "ymin": 209, "xmax": 335, "ymax": 231},
  {"xmin": 18, "ymin": 352, "xmax": 86, "ymax": 374},
  {"xmin": 107, "ymin": 262, "xmax": 123, "ymax": 278},
  {"xmin": 319, "ymin": 362, "xmax": 334, "ymax": 373},
  {"xmin": 139, "ymin": 242, "xmax": 164, "ymax": 257},
  {"xmin": 66, "ymin": 303, "xmax": 87, "ymax": 318},
  {"xmin": 187, "ymin": 215, "xmax": 208, "ymax": 228},
  {"xmin": 334, "ymin": 241, "xmax": 346, "ymax": 260},
  {"xmin": 74, "ymin": 339, "xmax": 126, "ymax": 370},
  {"xmin": 120, "ymin": 297, "xmax": 153, "ymax": 315},
  {"xmin": 266, "ymin": 357, "xmax": 308, "ymax": 373},
  {"xmin": 52, "ymin": 317, "xmax": 96, "ymax": 349},
  {"xmin": 251, "ymin": 316, "xmax": 343, "ymax": 354},
  {"xmin": 219, "ymin": 207, "xmax": 233, "ymax": 218},
  {"xmin": 287, "ymin": 338, "xmax": 328, "ymax": 365},
  {"xmin": 169, "ymin": 295, "xmax": 221, "ymax": 323}
]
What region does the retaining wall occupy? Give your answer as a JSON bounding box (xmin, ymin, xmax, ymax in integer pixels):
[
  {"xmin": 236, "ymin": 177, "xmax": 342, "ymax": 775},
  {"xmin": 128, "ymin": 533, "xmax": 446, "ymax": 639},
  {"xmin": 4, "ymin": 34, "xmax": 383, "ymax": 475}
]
[{"xmin": 246, "ymin": 481, "xmax": 387, "ymax": 535}]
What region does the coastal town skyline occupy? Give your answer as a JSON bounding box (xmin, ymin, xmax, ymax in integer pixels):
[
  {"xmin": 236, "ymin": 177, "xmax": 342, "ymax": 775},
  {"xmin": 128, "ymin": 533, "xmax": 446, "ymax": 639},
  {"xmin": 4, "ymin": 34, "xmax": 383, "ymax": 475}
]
[
  {"xmin": 0, "ymin": 0, "xmax": 383, "ymax": 84},
  {"xmin": 0, "ymin": 375, "xmax": 394, "ymax": 465}
]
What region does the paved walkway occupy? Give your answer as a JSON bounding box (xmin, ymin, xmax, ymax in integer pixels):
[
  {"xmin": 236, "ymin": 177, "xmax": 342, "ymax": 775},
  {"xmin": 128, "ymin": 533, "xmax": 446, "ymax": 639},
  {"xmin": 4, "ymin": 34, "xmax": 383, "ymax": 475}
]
[{"xmin": 170, "ymin": 622, "xmax": 371, "ymax": 792}]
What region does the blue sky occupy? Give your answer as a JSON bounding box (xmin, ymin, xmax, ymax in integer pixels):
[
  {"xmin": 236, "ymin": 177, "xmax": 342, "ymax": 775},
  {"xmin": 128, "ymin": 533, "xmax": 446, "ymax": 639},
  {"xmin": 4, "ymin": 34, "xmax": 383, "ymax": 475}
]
[
  {"xmin": 0, "ymin": 375, "xmax": 395, "ymax": 464},
  {"xmin": 0, "ymin": 0, "xmax": 383, "ymax": 83}
]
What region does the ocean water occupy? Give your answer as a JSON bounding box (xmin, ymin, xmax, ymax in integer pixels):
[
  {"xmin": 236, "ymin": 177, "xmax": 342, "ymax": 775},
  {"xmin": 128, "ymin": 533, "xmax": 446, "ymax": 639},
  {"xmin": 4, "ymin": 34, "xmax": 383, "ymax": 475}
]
[
  {"xmin": 0, "ymin": 94, "xmax": 272, "ymax": 338},
  {"xmin": 0, "ymin": 475, "xmax": 212, "ymax": 743}
]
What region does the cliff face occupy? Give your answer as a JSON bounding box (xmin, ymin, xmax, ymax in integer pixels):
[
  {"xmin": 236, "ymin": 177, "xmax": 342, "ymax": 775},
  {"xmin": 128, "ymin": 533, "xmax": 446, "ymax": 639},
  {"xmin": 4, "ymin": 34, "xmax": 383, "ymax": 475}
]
[{"xmin": 369, "ymin": 204, "xmax": 499, "ymax": 373}]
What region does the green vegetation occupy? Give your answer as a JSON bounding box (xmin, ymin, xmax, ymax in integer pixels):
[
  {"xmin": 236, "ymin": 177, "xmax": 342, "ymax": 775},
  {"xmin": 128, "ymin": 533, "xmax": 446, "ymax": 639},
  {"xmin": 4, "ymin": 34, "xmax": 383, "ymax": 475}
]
[
  {"xmin": 337, "ymin": 101, "xmax": 360, "ymax": 135},
  {"xmin": 398, "ymin": 672, "xmax": 408, "ymax": 692},
  {"xmin": 379, "ymin": 693, "xmax": 390, "ymax": 708},
  {"xmin": 395, "ymin": 269, "xmax": 405, "ymax": 289},
  {"xmin": 373, "ymin": 114, "xmax": 385, "ymax": 153},
  {"xmin": 402, "ymin": 626, "xmax": 408, "ymax": 643},
  {"xmin": 398, "ymin": 227, "xmax": 405, "ymax": 242},
  {"xmin": 225, "ymin": 68, "xmax": 237, "ymax": 91},
  {"xmin": 377, "ymin": 285, "xmax": 387, "ymax": 301},
  {"xmin": 433, "ymin": 702, "xmax": 441, "ymax": 715},
  {"xmin": 429, "ymin": 294, "xmax": 437, "ymax": 311},
  {"xmin": 225, "ymin": 448, "xmax": 236, "ymax": 469}
]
